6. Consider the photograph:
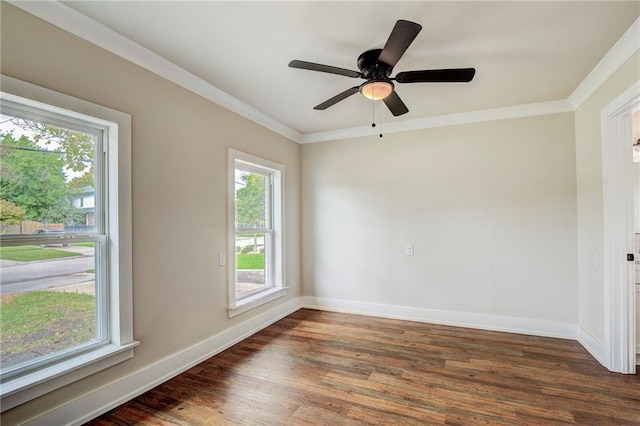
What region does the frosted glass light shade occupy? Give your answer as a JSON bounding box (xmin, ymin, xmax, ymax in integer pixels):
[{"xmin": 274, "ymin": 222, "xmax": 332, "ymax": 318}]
[{"xmin": 360, "ymin": 80, "xmax": 394, "ymax": 100}]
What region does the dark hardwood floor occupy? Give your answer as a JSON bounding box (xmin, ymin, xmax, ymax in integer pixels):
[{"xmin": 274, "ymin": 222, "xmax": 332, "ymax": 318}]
[{"xmin": 87, "ymin": 309, "xmax": 640, "ymax": 425}]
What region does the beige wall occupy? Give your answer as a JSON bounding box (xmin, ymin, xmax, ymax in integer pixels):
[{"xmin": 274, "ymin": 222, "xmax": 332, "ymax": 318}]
[
  {"xmin": 302, "ymin": 113, "xmax": 578, "ymax": 322},
  {"xmin": 0, "ymin": 4, "xmax": 301, "ymax": 423},
  {"xmin": 574, "ymin": 51, "xmax": 640, "ymax": 343}
]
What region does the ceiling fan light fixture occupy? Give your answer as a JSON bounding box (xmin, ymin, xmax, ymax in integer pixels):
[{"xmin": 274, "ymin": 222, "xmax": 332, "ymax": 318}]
[
  {"xmin": 289, "ymin": 19, "xmax": 474, "ymax": 116},
  {"xmin": 360, "ymin": 80, "xmax": 394, "ymax": 100}
]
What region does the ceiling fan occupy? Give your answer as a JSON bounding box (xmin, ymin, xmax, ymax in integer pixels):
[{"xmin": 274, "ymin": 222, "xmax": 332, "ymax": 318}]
[{"xmin": 289, "ymin": 19, "xmax": 476, "ymax": 117}]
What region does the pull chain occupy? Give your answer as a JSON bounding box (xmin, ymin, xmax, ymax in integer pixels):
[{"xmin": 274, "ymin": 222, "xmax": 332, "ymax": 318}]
[
  {"xmin": 379, "ymin": 101, "xmax": 383, "ymax": 138},
  {"xmin": 371, "ymin": 100, "xmax": 376, "ymax": 128},
  {"xmin": 371, "ymin": 85, "xmax": 376, "ymax": 128}
]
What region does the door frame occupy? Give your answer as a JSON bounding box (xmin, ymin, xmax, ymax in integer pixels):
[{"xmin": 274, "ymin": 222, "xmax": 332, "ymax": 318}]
[{"xmin": 601, "ymin": 82, "xmax": 639, "ymax": 373}]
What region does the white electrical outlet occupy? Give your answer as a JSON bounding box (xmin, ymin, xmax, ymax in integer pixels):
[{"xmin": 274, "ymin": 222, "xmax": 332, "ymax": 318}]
[
  {"xmin": 593, "ymin": 254, "xmax": 599, "ymax": 269},
  {"xmin": 219, "ymin": 253, "xmax": 226, "ymax": 266},
  {"xmin": 405, "ymin": 244, "xmax": 414, "ymax": 256}
]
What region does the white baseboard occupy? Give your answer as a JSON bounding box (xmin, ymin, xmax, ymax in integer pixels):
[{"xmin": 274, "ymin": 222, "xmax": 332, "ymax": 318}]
[
  {"xmin": 576, "ymin": 326, "xmax": 608, "ymax": 367},
  {"xmin": 300, "ymin": 296, "xmax": 577, "ymax": 340},
  {"xmin": 25, "ymin": 297, "xmax": 302, "ymax": 426}
]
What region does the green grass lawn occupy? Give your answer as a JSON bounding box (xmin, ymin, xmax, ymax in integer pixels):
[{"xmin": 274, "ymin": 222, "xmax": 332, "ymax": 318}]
[
  {"xmin": 0, "ymin": 291, "xmax": 95, "ymax": 367},
  {"xmin": 236, "ymin": 253, "xmax": 264, "ymax": 269},
  {"xmin": 72, "ymin": 242, "xmax": 95, "ymax": 248},
  {"xmin": 0, "ymin": 246, "xmax": 81, "ymax": 262}
]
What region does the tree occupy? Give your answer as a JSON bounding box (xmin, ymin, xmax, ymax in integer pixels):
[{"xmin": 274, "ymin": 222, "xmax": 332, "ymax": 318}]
[
  {"xmin": 10, "ymin": 119, "xmax": 95, "ymax": 171},
  {"xmin": 0, "ymin": 199, "xmax": 26, "ymax": 233},
  {"xmin": 236, "ymin": 172, "xmax": 266, "ymax": 251},
  {"xmin": 236, "ymin": 172, "xmax": 266, "ymax": 228},
  {"xmin": 68, "ymin": 169, "xmax": 95, "ymax": 189},
  {"xmin": 9, "ymin": 119, "xmax": 95, "ymax": 190},
  {"xmin": 0, "ymin": 132, "xmax": 84, "ymax": 224}
]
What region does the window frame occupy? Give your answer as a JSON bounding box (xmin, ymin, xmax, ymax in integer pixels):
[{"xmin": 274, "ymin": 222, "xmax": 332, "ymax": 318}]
[
  {"xmin": 227, "ymin": 149, "xmax": 285, "ymax": 317},
  {"xmin": 0, "ymin": 100, "xmax": 110, "ymax": 382},
  {"xmin": 0, "ymin": 75, "xmax": 137, "ymax": 411}
]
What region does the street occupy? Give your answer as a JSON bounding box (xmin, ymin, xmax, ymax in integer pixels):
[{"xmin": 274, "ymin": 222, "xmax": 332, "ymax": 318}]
[{"xmin": 0, "ymin": 251, "xmax": 95, "ymax": 294}]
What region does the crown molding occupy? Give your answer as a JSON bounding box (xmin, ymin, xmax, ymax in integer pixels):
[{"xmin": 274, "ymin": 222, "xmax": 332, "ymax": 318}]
[
  {"xmin": 8, "ymin": 2, "xmax": 637, "ymax": 145},
  {"xmin": 300, "ymin": 100, "xmax": 574, "ymax": 143},
  {"xmin": 568, "ymin": 17, "xmax": 640, "ymax": 109},
  {"xmin": 7, "ymin": 0, "xmax": 303, "ymax": 143}
]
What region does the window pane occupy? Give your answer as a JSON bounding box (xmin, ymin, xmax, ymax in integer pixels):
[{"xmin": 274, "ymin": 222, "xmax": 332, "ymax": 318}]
[
  {"xmin": 0, "ymin": 243, "xmax": 98, "ymax": 371},
  {"xmin": 0, "ymin": 113, "xmax": 97, "ymax": 236},
  {"xmin": 235, "ymin": 232, "xmax": 266, "ymax": 297},
  {"xmin": 235, "ymin": 170, "xmax": 267, "ymax": 230}
]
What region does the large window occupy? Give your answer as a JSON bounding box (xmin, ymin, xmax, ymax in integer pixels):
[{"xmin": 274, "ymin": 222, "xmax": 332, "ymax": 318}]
[
  {"xmin": 0, "ymin": 75, "xmax": 135, "ymax": 411},
  {"xmin": 228, "ymin": 149, "xmax": 285, "ymax": 317}
]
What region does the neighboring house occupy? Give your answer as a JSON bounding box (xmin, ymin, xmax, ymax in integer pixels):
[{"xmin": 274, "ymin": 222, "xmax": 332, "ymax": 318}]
[{"xmin": 71, "ymin": 186, "xmax": 95, "ymax": 226}]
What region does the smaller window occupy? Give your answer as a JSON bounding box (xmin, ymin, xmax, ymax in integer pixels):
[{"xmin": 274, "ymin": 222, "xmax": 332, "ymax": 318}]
[{"xmin": 228, "ymin": 149, "xmax": 285, "ymax": 317}]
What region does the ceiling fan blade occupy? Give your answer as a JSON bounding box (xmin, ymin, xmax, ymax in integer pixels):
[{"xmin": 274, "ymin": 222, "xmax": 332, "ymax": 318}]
[
  {"xmin": 314, "ymin": 86, "xmax": 360, "ymax": 110},
  {"xmin": 382, "ymin": 90, "xmax": 409, "ymax": 116},
  {"xmin": 395, "ymin": 68, "xmax": 476, "ymax": 83},
  {"xmin": 377, "ymin": 20, "xmax": 422, "ymax": 68},
  {"xmin": 289, "ymin": 60, "xmax": 362, "ymax": 78}
]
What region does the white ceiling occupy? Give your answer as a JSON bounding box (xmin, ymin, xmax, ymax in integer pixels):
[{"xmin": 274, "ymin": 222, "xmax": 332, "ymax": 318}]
[{"xmin": 46, "ymin": 2, "xmax": 640, "ymax": 138}]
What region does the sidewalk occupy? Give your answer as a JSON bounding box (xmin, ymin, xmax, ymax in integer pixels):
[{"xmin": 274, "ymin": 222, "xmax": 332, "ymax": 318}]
[
  {"xmin": 0, "ymin": 259, "xmax": 22, "ymax": 267},
  {"xmin": 48, "ymin": 280, "xmax": 95, "ymax": 295}
]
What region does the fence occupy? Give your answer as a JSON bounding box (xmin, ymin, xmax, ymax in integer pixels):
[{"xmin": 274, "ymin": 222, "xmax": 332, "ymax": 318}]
[{"xmin": 1, "ymin": 221, "xmax": 64, "ymax": 235}]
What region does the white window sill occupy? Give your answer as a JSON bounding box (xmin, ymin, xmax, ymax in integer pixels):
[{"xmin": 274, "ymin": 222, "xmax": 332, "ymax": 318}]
[
  {"xmin": 228, "ymin": 287, "xmax": 287, "ymax": 318},
  {"xmin": 0, "ymin": 341, "xmax": 139, "ymax": 412}
]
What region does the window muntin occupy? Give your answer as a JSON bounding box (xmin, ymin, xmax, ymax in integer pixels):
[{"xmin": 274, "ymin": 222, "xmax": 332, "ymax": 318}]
[{"xmin": 228, "ymin": 150, "xmax": 285, "ymax": 316}]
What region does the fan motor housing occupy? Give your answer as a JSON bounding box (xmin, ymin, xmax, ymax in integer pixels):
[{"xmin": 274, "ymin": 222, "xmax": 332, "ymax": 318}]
[{"xmin": 357, "ymin": 49, "xmax": 393, "ymax": 79}]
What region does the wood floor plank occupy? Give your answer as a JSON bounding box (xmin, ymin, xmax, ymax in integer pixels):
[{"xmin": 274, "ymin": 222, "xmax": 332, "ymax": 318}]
[{"xmin": 85, "ymin": 309, "xmax": 640, "ymax": 425}]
